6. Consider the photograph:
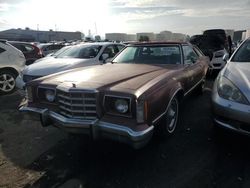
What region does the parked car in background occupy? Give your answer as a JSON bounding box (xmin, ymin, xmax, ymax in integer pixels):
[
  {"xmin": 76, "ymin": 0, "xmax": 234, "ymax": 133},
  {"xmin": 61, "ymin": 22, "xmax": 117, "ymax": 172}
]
[
  {"xmin": 37, "ymin": 43, "xmax": 65, "ymax": 56},
  {"xmin": 0, "ymin": 40, "xmax": 26, "ymax": 94},
  {"xmin": 20, "ymin": 42, "xmax": 209, "ymax": 148},
  {"xmin": 45, "ymin": 45, "xmax": 72, "ymax": 57},
  {"xmin": 17, "ymin": 42, "xmax": 125, "ymax": 89},
  {"xmin": 9, "ymin": 41, "xmax": 43, "ymax": 65},
  {"xmin": 212, "ymin": 38, "xmax": 250, "ymax": 135},
  {"xmin": 190, "ymin": 29, "xmax": 230, "ymax": 72}
]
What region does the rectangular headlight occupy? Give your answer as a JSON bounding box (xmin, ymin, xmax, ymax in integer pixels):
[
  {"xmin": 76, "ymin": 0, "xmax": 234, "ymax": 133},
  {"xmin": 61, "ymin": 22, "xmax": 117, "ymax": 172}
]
[
  {"xmin": 37, "ymin": 87, "xmax": 56, "ymax": 103},
  {"xmin": 104, "ymin": 95, "xmax": 131, "ymax": 117}
]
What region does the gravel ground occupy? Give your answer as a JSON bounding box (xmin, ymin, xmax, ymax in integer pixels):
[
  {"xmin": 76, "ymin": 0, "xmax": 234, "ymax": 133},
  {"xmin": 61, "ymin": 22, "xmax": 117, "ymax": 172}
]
[{"xmin": 1, "ymin": 78, "xmax": 250, "ymax": 188}]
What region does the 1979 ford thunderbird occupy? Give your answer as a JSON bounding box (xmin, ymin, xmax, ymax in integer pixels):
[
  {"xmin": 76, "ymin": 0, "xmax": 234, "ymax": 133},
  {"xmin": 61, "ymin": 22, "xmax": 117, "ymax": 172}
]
[{"xmin": 19, "ymin": 42, "xmax": 209, "ymax": 148}]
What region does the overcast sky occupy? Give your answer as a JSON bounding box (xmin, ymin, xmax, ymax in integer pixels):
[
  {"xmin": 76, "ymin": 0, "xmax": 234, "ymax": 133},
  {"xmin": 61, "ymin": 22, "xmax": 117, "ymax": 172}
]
[{"xmin": 0, "ymin": 0, "xmax": 250, "ymax": 36}]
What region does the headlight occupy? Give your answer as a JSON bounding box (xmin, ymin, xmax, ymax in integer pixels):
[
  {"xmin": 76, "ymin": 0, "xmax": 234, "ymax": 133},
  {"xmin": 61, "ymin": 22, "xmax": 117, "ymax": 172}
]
[
  {"xmin": 45, "ymin": 89, "xmax": 55, "ymax": 102},
  {"xmin": 217, "ymin": 76, "xmax": 249, "ymax": 104},
  {"xmin": 37, "ymin": 87, "xmax": 56, "ymax": 103},
  {"xmin": 104, "ymin": 96, "xmax": 131, "ymax": 116},
  {"xmin": 115, "ymin": 99, "xmax": 129, "ymax": 113}
]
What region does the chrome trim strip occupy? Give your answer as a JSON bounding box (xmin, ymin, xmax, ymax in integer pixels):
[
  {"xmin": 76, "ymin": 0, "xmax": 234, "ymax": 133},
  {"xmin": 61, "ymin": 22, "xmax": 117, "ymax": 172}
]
[
  {"xmin": 97, "ymin": 121, "xmax": 154, "ymax": 141},
  {"xmin": 214, "ymin": 118, "xmax": 250, "ymax": 135},
  {"xmin": 56, "ymin": 85, "xmax": 98, "ymax": 93},
  {"xmin": 19, "ymin": 106, "xmax": 48, "ymax": 114},
  {"xmin": 184, "ymin": 78, "xmax": 204, "ymax": 97},
  {"xmin": 152, "ymin": 88, "xmax": 182, "ymax": 124}
]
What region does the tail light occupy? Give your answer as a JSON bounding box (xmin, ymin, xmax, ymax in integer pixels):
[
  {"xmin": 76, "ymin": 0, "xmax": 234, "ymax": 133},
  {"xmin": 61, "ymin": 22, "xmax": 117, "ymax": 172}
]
[{"xmin": 38, "ymin": 48, "xmax": 43, "ymax": 57}]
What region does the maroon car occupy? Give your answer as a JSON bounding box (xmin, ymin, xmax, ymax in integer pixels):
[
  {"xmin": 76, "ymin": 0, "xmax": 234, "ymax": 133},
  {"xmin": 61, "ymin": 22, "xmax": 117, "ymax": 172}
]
[
  {"xmin": 19, "ymin": 42, "xmax": 209, "ymax": 148},
  {"xmin": 9, "ymin": 41, "xmax": 43, "ymax": 65}
]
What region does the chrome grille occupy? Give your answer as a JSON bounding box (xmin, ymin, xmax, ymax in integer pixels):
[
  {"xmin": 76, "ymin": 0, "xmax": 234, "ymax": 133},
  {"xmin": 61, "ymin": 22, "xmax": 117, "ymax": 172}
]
[{"xmin": 57, "ymin": 89, "xmax": 97, "ymax": 120}]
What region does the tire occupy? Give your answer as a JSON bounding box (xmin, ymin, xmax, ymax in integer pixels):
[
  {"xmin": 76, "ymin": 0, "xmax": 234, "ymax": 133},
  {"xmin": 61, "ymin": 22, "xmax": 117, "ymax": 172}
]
[
  {"xmin": 0, "ymin": 70, "xmax": 17, "ymax": 95},
  {"xmin": 157, "ymin": 97, "xmax": 179, "ymax": 137}
]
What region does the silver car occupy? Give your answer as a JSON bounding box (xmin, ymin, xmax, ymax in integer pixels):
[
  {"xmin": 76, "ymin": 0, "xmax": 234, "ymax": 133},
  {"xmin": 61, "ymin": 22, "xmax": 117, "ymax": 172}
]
[{"xmin": 212, "ymin": 38, "xmax": 250, "ymax": 135}]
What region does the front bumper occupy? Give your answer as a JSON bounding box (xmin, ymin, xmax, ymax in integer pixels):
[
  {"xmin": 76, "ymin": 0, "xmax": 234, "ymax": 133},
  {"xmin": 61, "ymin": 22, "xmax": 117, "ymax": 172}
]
[
  {"xmin": 19, "ymin": 106, "xmax": 154, "ymax": 149},
  {"xmin": 15, "ymin": 75, "xmax": 25, "ymax": 90},
  {"xmin": 212, "ymin": 83, "xmax": 250, "ymax": 135}
]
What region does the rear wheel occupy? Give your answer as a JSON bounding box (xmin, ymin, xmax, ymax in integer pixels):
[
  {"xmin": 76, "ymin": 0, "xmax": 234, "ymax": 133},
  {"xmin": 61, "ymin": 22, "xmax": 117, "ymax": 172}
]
[{"xmin": 0, "ymin": 70, "xmax": 17, "ymax": 95}]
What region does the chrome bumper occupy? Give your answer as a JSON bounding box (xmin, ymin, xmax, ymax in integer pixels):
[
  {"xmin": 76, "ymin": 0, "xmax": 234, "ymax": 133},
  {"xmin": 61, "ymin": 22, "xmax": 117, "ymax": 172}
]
[{"xmin": 19, "ymin": 106, "xmax": 154, "ymax": 149}]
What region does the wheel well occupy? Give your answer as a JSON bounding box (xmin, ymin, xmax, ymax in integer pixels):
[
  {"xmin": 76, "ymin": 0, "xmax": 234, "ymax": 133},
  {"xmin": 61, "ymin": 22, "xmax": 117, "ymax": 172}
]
[
  {"xmin": 175, "ymin": 89, "xmax": 184, "ymax": 103},
  {"xmin": 0, "ymin": 67, "xmax": 19, "ymax": 77}
]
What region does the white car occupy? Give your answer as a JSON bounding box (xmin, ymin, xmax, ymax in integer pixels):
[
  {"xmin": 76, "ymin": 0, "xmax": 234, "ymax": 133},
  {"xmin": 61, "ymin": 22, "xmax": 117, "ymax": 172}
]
[
  {"xmin": 209, "ymin": 49, "xmax": 228, "ymax": 70},
  {"xmin": 0, "ymin": 40, "xmax": 26, "ymax": 94},
  {"xmin": 17, "ymin": 42, "xmax": 125, "ymax": 89}
]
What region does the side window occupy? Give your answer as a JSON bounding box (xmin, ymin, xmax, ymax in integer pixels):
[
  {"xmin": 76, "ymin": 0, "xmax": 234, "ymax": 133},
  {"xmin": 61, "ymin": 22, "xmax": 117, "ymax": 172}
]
[
  {"xmin": 102, "ymin": 45, "xmax": 117, "ymax": 58},
  {"xmin": 0, "ymin": 47, "xmax": 6, "ymax": 54},
  {"xmin": 182, "ymin": 45, "xmax": 198, "ymax": 64}
]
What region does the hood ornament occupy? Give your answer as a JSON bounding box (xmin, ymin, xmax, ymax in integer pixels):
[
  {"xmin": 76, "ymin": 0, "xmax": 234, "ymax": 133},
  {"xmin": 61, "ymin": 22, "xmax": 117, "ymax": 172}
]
[{"xmin": 72, "ymin": 83, "xmax": 76, "ymax": 88}]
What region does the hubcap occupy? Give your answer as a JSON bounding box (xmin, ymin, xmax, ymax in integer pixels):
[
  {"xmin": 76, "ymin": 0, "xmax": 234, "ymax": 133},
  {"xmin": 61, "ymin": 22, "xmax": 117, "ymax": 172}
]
[
  {"xmin": 0, "ymin": 74, "xmax": 15, "ymax": 92},
  {"xmin": 166, "ymin": 98, "xmax": 178, "ymax": 133}
]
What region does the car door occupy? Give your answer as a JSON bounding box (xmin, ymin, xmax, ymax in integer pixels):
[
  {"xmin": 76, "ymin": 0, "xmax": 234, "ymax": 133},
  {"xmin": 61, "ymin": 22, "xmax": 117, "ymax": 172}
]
[{"xmin": 182, "ymin": 45, "xmax": 203, "ymax": 92}]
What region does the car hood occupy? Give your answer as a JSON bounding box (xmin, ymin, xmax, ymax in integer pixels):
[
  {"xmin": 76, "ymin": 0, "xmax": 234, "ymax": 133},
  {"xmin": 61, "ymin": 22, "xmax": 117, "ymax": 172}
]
[
  {"xmin": 39, "ymin": 63, "xmax": 180, "ymax": 93},
  {"xmin": 23, "ymin": 58, "xmax": 96, "ymax": 76},
  {"xmin": 222, "ymin": 62, "xmax": 250, "ymax": 101}
]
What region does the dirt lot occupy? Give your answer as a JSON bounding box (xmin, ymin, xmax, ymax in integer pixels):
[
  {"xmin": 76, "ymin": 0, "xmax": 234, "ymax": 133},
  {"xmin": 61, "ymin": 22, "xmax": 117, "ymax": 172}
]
[{"xmin": 1, "ymin": 79, "xmax": 250, "ymax": 188}]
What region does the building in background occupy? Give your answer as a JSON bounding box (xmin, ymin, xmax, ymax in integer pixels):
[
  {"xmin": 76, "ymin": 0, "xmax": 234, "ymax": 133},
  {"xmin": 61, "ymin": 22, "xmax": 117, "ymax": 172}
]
[
  {"xmin": 225, "ymin": 29, "xmax": 234, "ymax": 40},
  {"xmin": 244, "ymin": 30, "xmax": 250, "ymax": 40},
  {"xmin": 105, "ymin": 33, "xmax": 127, "ymax": 42},
  {"xmin": 126, "ymin": 34, "xmax": 136, "ymax": 41},
  {"xmin": 171, "ymin": 33, "xmax": 187, "ymax": 41},
  {"xmin": 0, "ymin": 28, "xmax": 82, "ymax": 42},
  {"xmin": 233, "ymin": 30, "xmax": 245, "ymax": 42},
  {"xmin": 136, "ymin": 32, "xmax": 155, "ymax": 41},
  {"xmin": 242, "ymin": 31, "xmax": 247, "ymax": 41},
  {"xmin": 156, "ymin": 31, "xmax": 172, "ymax": 41}
]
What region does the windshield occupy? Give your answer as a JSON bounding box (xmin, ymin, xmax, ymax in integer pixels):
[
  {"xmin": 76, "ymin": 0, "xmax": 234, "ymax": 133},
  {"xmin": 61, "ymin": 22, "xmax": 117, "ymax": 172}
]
[
  {"xmin": 55, "ymin": 45, "xmax": 102, "ymax": 59},
  {"xmin": 113, "ymin": 45, "xmax": 181, "ymax": 65},
  {"xmin": 52, "ymin": 46, "xmax": 72, "ymax": 57},
  {"xmin": 231, "ymin": 40, "xmax": 250, "ymax": 62}
]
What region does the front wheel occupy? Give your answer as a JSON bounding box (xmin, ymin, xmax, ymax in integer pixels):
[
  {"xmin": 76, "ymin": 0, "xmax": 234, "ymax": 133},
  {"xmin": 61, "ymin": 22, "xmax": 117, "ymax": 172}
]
[
  {"xmin": 158, "ymin": 97, "xmax": 179, "ymax": 136},
  {"xmin": 0, "ymin": 70, "xmax": 17, "ymax": 95}
]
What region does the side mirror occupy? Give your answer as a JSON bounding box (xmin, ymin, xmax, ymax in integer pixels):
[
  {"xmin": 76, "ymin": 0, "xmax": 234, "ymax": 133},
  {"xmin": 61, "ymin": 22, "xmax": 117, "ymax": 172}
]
[{"xmin": 223, "ymin": 54, "xmax": 229, "ymax": 62}]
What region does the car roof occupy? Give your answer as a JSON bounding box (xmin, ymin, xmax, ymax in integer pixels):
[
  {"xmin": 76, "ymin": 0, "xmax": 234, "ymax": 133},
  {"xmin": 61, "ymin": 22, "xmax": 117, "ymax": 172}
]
[
  {"xmin": 9, "ymin": 41, "xmax": 34, "ymax": 45},
  {"xmin": 75, "ymin": 42, "xmax": 125, "ymax": 47},
  {"xmin": 127, "ymin": 41, "xmax": 189, "ymax": 46}
]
